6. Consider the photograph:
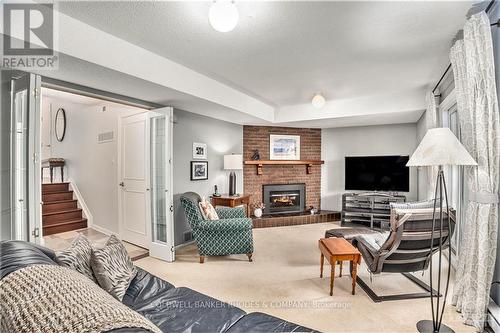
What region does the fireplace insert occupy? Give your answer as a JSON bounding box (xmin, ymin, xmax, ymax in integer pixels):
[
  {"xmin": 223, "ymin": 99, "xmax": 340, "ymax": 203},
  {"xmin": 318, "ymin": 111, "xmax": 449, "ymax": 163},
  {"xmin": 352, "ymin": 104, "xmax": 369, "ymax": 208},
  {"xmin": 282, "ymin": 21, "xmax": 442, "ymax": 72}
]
[{"xmin": 262, "ymin": 184, "xmax": 306, "ymax": 215}]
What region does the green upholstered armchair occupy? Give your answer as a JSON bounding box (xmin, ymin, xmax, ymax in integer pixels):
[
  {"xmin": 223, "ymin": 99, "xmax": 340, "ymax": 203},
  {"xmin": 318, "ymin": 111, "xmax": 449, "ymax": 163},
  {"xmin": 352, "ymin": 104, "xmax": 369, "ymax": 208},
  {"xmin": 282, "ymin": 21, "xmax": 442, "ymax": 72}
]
[{"xmin": 180, "ymin": 192, "xmax": 254, "ymax": 263}]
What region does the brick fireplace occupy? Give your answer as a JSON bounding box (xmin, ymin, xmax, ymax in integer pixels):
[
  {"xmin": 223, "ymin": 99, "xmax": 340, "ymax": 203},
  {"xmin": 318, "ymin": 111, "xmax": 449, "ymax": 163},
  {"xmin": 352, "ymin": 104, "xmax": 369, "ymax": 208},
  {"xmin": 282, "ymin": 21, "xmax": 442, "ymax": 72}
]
[{"xmin": 243, "ymin": 126, "xmax": 322, "ymax": 214}]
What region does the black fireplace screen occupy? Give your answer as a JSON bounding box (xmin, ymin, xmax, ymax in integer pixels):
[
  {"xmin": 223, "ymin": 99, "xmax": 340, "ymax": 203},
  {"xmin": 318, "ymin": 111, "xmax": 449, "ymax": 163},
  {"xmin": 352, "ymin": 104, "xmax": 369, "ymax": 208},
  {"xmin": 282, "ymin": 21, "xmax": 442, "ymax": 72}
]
[
  {"xmin": 269, "ymin": 191, "xmax": 300, "ymax": 211},
  {"xmin": 263, "ymin": 184, "xmax": 306, "ymax": 215}
]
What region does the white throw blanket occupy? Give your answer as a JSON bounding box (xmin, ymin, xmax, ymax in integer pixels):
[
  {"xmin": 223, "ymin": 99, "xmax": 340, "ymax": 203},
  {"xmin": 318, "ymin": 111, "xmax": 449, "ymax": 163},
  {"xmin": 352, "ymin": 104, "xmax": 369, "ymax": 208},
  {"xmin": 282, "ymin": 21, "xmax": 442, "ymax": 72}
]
[{"xmin": 0, "ymin": 265, "xmax": 161, "ymax": 333}]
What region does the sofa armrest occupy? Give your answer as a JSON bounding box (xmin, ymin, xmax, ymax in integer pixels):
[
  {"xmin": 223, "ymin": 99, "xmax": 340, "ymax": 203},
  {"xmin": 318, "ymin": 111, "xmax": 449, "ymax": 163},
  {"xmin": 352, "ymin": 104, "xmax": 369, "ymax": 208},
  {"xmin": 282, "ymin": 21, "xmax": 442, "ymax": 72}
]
[
  {"xmin": 197, "ymin": 218, "xmax": 253, "ymax": 231},
  {"xmin": 216, "ymin": 207, "xmax": 246, "ymax": 219}
]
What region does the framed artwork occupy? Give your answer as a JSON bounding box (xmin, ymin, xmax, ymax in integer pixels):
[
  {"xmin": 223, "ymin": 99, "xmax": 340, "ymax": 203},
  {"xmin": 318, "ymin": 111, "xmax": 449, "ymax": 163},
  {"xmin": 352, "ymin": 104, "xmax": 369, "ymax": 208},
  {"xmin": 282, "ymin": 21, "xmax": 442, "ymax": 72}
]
[
  {"xmin": 191, "ymin": 161, "xmax": 208, "ymax": 181},
  {"xmin": 269, "ymin": 134, "xmax": 300, "ymax": 160},
  {"xmin": 193, "ymin": 142, "xmax": 207, "ymax": 159}
]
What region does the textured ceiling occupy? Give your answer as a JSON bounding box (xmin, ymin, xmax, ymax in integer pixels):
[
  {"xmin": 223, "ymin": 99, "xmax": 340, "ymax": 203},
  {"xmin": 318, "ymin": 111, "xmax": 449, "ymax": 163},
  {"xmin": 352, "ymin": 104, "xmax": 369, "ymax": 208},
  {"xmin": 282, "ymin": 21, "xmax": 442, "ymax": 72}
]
[{"xmin": 57, "ymin": 1, "xmax": 473, "ymax": 108}]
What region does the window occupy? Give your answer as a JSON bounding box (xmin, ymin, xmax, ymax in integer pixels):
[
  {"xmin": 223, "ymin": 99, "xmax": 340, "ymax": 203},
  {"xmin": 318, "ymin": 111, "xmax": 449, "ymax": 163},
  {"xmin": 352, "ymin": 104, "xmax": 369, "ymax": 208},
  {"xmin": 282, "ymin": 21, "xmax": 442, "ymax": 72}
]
[{"xmin": 440, "ymin": 97, "xmax": 465, "ymax": 260}]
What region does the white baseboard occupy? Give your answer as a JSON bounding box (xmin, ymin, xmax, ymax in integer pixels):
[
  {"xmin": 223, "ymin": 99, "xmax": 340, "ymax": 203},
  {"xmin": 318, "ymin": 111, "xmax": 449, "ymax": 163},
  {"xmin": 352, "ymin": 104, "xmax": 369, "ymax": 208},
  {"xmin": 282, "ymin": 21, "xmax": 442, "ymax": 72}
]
[
  {"xmin": 67, "ymin": 179, "xmax": 94, "ymax": 229},
  {"xmin": 489, "ymin": 299, "xmax": 500, "ymax": 333},
  {"xmin": 89, "ymin": 223, "xmax": 116, "ymax": 236},
  {"xmin": 174, "ymin": 240, "xmax": 195, "ymax": 250}
]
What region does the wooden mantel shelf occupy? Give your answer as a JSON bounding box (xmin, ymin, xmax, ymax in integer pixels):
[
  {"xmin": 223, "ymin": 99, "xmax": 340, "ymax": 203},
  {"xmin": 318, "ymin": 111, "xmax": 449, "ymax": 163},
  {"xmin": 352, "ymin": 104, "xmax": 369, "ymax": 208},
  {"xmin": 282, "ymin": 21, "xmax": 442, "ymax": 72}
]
[{"xmin": 244, "ymin": 160, "xmax": 324, "ymax": 175}]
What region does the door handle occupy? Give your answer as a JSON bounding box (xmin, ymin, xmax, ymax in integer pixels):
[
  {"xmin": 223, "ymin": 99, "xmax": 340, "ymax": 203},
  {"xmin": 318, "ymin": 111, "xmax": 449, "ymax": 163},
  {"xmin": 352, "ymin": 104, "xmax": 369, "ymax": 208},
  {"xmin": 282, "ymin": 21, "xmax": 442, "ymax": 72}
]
[{"xmin": 119, "ymin": 182, "xmax": 124, "ymax": 187}]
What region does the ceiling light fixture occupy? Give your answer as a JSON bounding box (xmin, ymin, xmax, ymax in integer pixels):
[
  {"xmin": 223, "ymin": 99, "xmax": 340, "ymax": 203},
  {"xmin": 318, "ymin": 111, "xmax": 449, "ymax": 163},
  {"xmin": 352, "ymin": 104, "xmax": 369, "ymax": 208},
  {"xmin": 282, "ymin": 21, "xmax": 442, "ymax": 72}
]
[
  {"xmin": 311, "ymin": 94, "xmax": 326, "ymax": 109},
  {"xmin": 209, "ymin": 1, "xmax": 239, "ymax": 33}
]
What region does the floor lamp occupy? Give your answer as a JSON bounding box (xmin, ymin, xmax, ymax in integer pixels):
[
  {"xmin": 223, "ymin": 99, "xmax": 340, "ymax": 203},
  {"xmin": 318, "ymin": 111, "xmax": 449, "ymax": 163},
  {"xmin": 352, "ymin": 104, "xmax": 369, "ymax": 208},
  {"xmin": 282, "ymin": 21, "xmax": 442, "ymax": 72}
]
[{"xmin": 407, "ymin": 128, "xmax": 477, "ymax": 333}]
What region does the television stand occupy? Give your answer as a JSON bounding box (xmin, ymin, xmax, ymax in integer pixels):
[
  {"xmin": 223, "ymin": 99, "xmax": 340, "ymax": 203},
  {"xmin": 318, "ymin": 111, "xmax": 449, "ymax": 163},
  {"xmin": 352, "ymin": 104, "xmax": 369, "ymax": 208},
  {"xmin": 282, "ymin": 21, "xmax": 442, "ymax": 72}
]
[{"xmin": 341, "ymin": 192, "xmax": 406, "ymax": 230}]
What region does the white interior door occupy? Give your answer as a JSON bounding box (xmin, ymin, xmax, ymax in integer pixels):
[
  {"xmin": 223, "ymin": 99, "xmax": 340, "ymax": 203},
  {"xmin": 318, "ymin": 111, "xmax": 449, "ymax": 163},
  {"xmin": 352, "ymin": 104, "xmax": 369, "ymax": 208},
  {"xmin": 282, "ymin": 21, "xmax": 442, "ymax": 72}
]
[{"xmin": 119, "ymin": 112, "xmax": 151, "ymax": 249}]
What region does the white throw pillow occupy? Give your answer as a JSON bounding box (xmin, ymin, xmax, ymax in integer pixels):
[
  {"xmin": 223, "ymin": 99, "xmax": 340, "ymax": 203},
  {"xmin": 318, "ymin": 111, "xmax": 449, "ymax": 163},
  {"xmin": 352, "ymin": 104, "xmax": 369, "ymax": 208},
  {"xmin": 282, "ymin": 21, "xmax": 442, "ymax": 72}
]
[{"xmin": 199, "ymin": 199, "xmax": 219, "ymax": 220}]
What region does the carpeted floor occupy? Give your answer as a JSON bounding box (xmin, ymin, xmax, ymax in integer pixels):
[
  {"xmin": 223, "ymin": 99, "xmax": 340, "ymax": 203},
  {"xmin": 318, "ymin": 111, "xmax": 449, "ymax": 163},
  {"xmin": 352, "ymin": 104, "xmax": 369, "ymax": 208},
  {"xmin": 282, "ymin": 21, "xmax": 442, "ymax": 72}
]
[{"xmin": 135, "ymin": 222, "xmax": 474, "ymax": 333}]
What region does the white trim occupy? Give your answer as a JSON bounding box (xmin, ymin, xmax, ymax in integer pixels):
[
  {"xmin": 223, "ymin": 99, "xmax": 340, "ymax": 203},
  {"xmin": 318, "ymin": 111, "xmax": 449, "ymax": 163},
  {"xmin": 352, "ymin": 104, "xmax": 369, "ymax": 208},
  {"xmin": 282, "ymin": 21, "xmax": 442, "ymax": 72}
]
[
  {"xmin": 68, "ymin": 179, "xmax": 94, "ymax": 229},
  {"xmin": 438, "ymin": 89, "xmax": 457, "ymax": 114}
]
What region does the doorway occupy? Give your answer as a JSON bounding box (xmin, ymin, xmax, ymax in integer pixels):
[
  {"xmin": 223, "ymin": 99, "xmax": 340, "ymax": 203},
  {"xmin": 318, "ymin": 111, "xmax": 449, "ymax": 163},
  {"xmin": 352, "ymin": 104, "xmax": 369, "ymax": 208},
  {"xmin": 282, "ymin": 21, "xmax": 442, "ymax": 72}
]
[{"xmin": 8, "ymin": 73, "xmax": 175, "ymax": 261}]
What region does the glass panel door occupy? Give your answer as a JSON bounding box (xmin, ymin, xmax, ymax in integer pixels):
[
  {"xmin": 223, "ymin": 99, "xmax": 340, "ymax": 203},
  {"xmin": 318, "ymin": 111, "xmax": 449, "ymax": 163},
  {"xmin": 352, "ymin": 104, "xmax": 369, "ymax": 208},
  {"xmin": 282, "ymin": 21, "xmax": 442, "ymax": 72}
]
[
  {"xmin": 11, "ymin": 73, "xmax": 42, "ymax": 243},
  {"xmin": 148, "ymin": 107, "xmax": 174, "ymax": 261}
]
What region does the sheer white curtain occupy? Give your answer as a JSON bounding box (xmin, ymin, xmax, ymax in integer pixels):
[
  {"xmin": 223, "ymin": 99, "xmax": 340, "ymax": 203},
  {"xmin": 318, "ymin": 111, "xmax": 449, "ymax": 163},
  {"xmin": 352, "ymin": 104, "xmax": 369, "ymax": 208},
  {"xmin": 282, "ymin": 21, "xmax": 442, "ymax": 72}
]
[
  {"xmin": 425, "ymin": 91, "xmax": 439, "ymax": 199},
  {"xmin": 450, "ymin": 12, "xmax": 500, "ymax": 331}
]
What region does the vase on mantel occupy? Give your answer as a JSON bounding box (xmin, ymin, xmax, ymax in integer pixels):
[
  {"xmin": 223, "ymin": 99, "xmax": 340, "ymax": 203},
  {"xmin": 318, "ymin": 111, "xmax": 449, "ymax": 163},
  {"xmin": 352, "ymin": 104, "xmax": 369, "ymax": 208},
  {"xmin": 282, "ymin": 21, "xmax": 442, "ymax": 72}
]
[{"xmin": 254, "ymin": 208, "xmax": 263, "ymax": 218}]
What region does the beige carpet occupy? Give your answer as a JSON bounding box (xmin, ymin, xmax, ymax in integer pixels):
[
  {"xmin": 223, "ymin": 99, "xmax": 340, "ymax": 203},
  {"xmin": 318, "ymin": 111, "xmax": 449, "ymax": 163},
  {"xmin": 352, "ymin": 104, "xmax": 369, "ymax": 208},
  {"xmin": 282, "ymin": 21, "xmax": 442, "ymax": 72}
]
[{"xmin": 135, "ymin": 222, "xmax": 474, "ymax": 333}]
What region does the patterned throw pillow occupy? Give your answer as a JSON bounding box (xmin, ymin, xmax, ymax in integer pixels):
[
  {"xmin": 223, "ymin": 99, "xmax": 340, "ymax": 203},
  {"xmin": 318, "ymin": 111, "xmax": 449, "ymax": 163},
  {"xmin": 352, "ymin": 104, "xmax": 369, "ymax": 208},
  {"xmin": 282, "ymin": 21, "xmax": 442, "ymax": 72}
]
[
  {"xmin": 91, "ymin": 235, "xmax": 137, "ymax": 301},
  {"xmin": 56, "ymin": 234, "xmax": 96, "ymax": 282},
  {"xmin": 199, "ymin": 200, "xmax": 219, "ymax": 220}
]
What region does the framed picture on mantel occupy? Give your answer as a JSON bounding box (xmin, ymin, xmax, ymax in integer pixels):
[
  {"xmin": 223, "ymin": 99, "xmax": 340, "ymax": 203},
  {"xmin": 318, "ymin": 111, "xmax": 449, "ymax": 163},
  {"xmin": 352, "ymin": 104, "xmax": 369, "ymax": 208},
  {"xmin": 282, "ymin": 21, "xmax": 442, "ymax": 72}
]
[{"xmin": 270, "ymin": 134, "xmax": 300, "ymax": 160}]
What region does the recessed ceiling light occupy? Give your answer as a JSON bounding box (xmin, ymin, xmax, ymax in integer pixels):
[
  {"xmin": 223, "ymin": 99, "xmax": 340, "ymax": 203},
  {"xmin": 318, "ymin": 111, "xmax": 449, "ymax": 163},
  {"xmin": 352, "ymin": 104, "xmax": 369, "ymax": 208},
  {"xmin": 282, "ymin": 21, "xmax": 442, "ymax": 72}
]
[
  {"xmin": 312, "ymin": 94, "xmax": 326, "ymax": 109},
  {"xmin": 209, "ymin": 1, "xmax": 239, "ymax": 33}
]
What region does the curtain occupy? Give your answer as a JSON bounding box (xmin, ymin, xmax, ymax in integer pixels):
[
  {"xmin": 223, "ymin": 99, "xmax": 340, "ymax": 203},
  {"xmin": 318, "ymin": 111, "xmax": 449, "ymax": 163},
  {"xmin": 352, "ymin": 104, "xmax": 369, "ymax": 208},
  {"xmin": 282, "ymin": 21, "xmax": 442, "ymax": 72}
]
[
  {"xmin": 425, "ymin": 91, "xmax": 439, "ymax": 199},
  {"xmin": 450, "ymin": 12, "xmax": 500, "ymax": 331}
]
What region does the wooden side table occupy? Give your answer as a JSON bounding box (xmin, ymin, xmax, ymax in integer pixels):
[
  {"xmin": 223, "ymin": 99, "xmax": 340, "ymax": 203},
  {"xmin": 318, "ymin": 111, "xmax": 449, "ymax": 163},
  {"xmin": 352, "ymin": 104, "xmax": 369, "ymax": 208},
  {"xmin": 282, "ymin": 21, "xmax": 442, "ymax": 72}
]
[
  {"xmin": 319, "ymin": 237, "xmax": 361, "ymax": 296},
  {"xmin": 41, "ymin": 158, "xmax": 65, "ymax": 183},
  {"xmin": 211, "ymin": 194, "xmax": 251, "ymax": 217}
]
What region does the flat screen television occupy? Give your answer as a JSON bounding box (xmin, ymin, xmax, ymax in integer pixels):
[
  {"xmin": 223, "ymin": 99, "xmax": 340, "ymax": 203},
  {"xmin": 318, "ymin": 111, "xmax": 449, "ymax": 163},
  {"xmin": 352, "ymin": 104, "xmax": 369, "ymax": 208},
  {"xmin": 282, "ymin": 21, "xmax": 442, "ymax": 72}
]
[{"xmin": 345, "ymin": 155, "xmax": 410, "ymax": 192}]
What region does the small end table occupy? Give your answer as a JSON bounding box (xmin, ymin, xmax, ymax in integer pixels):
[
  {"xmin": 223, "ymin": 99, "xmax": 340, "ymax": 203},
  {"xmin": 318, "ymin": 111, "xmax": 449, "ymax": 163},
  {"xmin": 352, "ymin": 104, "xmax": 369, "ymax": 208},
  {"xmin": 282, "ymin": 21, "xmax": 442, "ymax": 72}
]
[
  {"xmin": 319, "ymin": 237, "xmax": 361, "ymax": 296},
  {"xmin": 211, "ymin": 194, "xmax": 251, "ymax": 217},
  {"xmin": 41, "ymin": 158, "xmax": 65, "ymax": 183}
]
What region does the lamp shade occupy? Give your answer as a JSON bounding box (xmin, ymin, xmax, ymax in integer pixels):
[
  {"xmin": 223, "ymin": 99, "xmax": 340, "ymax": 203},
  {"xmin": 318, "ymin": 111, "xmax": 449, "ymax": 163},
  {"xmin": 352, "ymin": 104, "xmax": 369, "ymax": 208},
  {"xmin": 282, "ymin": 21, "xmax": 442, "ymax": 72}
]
[
  {"xmin": 224, "ymin": 154, "xmax": 243, "ymax": 170},
  {"xmin": 407, "ymin": 128, "xmax": 477, "ymax": 167}
]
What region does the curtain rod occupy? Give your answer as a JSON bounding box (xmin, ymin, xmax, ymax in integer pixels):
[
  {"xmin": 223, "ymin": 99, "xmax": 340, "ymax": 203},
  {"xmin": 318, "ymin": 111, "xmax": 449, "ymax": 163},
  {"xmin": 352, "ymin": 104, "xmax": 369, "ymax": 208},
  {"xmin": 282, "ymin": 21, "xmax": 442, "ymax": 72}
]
[{"xmin": 432, "ymin": 0, "xmax": 498, "ymax": 94}]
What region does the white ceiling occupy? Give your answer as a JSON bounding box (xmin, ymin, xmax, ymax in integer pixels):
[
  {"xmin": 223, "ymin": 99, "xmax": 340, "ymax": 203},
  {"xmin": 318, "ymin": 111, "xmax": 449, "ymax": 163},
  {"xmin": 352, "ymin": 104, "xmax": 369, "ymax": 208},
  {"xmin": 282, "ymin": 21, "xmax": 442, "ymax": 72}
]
[{"xmin": 57, "ymin": 0, "xmax": 472, "ymax": 110}]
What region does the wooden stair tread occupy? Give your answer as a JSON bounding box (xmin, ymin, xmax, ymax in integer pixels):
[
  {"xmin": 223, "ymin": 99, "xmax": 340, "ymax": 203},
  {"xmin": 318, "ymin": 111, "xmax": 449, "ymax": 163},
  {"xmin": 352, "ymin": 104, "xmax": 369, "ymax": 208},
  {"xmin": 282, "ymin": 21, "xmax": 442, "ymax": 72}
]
[
  {"xmin": 43, "ymin": 208, "xmax": 82, "ymax": 217},
  {"xmin": 43, "ymin": 199, "xmax": 77, "ymax": 205},
  {"xmin": 43, "ymin": 190, "xmax": 73, "ymax": 195},
  {"xmin": 43, "ymin": 218, "xmax": 87, "ymax": 228}
]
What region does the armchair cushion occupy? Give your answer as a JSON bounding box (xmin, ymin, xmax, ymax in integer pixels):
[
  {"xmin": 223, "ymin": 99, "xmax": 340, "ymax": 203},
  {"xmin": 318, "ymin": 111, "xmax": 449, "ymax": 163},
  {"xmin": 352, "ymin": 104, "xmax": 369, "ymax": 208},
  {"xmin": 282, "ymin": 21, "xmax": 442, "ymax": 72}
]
[
  {"xmin": 216, "ymin": 207, "xmax": 246, "ymax": 219},
  {"xmin": 197, "ymin": 218, "xmax": 253, "ymax": 232},
  {"xmin": 355, "ymin": 231, "xmax": 390, "ymax": 252}
]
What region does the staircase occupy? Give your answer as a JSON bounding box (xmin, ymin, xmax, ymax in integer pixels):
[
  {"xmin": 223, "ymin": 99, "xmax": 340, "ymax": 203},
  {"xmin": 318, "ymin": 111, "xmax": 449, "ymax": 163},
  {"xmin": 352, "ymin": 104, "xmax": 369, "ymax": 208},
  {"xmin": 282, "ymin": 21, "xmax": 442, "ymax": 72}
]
[{"xmin": 42, "ymin": 183, "xmax": 87, "ymax": 235}]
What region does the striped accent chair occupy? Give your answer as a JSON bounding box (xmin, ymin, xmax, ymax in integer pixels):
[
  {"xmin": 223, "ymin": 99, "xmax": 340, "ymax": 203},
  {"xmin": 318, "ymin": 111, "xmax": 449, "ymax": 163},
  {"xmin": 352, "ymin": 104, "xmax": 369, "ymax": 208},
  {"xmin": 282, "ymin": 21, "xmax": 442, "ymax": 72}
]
[
  {"xmin": 180, "ymin": 192, "xmax": 254, "ymax": 263},
  {"xmin": 350, "ymin": 200, "xmax": 456, "ymax": 302}
]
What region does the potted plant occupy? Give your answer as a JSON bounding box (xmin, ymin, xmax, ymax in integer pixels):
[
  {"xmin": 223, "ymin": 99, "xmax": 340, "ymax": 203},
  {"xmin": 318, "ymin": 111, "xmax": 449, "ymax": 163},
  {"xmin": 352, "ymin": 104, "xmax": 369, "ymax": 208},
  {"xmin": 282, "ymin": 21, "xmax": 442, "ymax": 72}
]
[{"xmin": 253, "ymin": 203, "xmax": 265, "ymax": 218}]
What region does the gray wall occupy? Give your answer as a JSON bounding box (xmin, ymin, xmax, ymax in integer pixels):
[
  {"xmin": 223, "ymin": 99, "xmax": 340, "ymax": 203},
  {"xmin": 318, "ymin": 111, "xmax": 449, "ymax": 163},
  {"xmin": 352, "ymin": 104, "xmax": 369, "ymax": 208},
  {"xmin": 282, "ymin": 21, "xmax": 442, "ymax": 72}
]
[
  {"xmin": 321, "ymin": 123, "xmax": 418, "ymax": 211},
  {"xmin": 173, "ymin": 110, "xmax": 243, "ymax": 246}
]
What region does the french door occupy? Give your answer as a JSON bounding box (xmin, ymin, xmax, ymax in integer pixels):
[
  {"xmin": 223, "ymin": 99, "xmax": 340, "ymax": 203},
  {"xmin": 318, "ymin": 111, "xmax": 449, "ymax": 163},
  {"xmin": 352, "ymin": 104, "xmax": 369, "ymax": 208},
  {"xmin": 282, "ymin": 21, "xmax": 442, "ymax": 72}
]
[
  {"xmin": 10, "ymin": 73, "xmax": 42, "ymax": 243},
  {"xmin": 148, "ymin": 108, "xmax": 174, "ymax": 262},
  {"xmin": 118, "ymin": 107, "xmax": 174, "ymax": 262}
]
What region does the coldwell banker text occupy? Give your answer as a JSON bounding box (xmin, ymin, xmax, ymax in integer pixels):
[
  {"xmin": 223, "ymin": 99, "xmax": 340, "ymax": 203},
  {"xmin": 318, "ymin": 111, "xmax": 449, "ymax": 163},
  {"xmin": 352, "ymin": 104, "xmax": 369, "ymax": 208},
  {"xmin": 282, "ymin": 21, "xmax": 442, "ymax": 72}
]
[{"xmin": 2, "ymin": 3, "xmax": 58, "ymax": 70}]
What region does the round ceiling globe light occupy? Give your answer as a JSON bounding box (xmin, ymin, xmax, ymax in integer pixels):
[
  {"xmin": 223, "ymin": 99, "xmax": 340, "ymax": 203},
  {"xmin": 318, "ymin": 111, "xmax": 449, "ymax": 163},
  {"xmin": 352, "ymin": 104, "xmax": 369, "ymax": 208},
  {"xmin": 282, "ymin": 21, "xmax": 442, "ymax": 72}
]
[
  {"xmin": 311, "ymin": 94, "xmax": 326, "ymax": 109},
  {"xmin": 209, "ymin": 1, "xmax": 239, "ymax": 33}
]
